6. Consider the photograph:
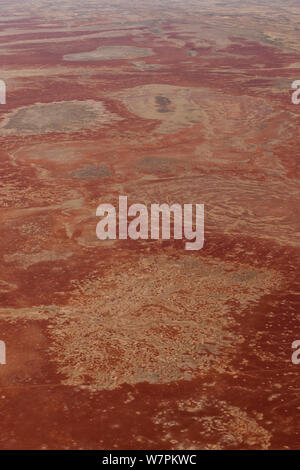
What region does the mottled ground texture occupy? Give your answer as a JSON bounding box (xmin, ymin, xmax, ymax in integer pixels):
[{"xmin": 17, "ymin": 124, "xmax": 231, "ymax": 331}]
[{"xmin": 0, "ymin": 0, "xmax": 299, "ymax": 450}]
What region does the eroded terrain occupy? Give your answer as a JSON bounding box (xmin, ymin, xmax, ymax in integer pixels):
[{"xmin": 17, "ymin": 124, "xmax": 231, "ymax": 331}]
[{"xmin": 0, "ymin": 0, "xmax": 299, "ymax": 450}]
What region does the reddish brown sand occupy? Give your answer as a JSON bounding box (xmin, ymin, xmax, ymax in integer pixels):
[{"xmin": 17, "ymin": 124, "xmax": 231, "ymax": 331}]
[{"xmin": 0, "ymin": 0, "xmax": 299, "ymax": 450}]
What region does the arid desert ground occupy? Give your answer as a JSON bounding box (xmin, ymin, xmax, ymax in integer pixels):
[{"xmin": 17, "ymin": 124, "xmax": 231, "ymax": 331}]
[{"xmin": 0, "ymin": 0, "xmax": 299, "ymax": 450}]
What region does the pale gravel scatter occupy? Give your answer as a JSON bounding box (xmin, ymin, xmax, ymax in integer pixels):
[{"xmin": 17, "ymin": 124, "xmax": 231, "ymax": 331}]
[
  {"xmin": 0, "ymin": 100, "xmax": 121, "ymax": 135},
  {"xmin": 0, "ymin": 279, "xmax": 17, "ymax": 294},
  {"xmin": 68, "ymin": 164, "xmax": 112, "ymax": 179},
  {"xmin": 63, "ymin": 46, "xmax": 153, "ymax": 61},
  {"xmin": 4, "ymin": 250, "xmax": 74, "ymax": 269},
  {"xmin": 110, "ymin": 84, "xmax": 275, "ymax": 134},
  {"xmin": 152, "ymin": 397, "xmax": 271, "ymax": 450},
  {"xmin": 0, "ymin": 306, "xmax": 59, "ymax": 321},
  {"xmin": 47, "ymin": 254, "xmax": 282, "ymax": 390},
  {"xmin": 131, "ymin": 61, "xmax": 165, "ymax": 71}
]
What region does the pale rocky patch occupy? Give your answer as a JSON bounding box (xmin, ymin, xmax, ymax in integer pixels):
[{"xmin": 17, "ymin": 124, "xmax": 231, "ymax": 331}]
[
  {"xmin": 48, "ymin": 254, "xmax": 281, "ymax": 390},
  {"xmin": 0, "ymin": 100, "xmax": 121, "ymax": 135},
  {"xmin": 63, "ymin": 46, "xmax": 153, "ymax": 61}
]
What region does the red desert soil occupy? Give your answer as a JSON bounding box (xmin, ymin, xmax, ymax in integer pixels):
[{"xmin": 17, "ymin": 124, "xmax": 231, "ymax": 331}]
[{"xmin": 0, "ymin": 0, "xmax": 299, "ymax": 450}]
